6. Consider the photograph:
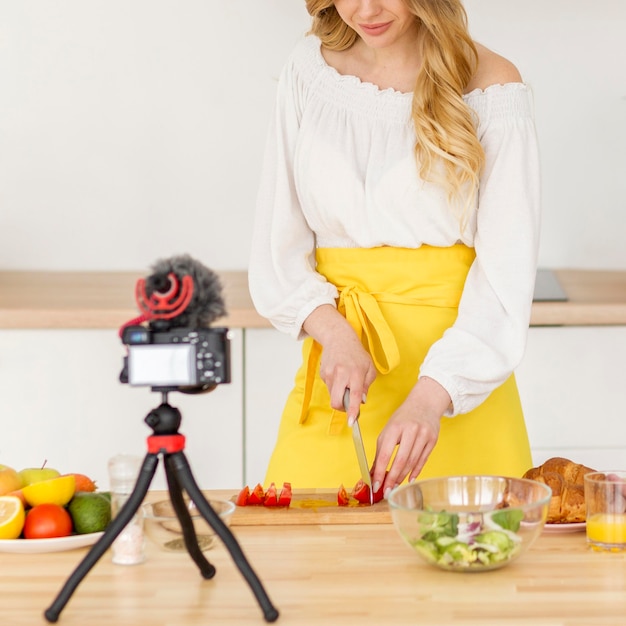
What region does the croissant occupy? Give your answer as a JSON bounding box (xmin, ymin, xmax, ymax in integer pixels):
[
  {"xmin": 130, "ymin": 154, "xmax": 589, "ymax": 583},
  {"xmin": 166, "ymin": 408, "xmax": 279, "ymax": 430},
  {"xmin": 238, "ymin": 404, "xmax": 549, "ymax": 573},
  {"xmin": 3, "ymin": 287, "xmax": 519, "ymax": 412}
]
[{"xmin": 523, "ymin": 457, "xmax": 596, "ymax": 523}]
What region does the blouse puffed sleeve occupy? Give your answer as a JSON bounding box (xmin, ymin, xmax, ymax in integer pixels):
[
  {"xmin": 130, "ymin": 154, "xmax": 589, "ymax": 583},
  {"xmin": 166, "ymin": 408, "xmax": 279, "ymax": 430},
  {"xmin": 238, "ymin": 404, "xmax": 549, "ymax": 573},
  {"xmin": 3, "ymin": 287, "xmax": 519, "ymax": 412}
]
[
  {"xmin": 248, "ymin": 47, "xmax": 338, "ymax": 339},
  {"xmin": 419, "ymin": 84, "xmax": 541, "ymax": 416}
]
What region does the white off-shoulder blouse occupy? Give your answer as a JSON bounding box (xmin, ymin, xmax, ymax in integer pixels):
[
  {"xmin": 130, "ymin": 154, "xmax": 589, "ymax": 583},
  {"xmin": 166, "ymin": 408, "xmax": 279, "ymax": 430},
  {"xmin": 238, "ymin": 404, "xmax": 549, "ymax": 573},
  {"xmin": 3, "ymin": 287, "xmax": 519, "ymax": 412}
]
[{"xmin": 248, "ymin": 35, "xmax": 541, "ymax": 416}]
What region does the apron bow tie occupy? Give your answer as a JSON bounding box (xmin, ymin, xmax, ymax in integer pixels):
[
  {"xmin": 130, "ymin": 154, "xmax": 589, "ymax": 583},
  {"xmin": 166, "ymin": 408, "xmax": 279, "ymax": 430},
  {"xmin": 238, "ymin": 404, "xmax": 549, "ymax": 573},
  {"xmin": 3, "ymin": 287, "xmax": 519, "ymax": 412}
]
[
  {"xmin": 299, "ymin": 285, "xmax": 401, "ymax": 433},
  {"xmin": 338, "ymin": 286, "xmax": 400, "ymax": 375}
]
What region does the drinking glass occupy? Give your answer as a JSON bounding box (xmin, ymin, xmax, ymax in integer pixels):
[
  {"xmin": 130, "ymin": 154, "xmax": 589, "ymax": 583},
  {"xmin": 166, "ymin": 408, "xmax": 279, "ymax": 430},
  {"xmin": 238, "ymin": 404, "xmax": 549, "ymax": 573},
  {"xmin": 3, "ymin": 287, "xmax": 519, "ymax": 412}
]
[
  {"xmin": 584, "ymin": 470, "xmax": 626, "ymax": 552},
  {"xmin": 107, "ymin": 454, "xmax": 146, "ymax": 565}
]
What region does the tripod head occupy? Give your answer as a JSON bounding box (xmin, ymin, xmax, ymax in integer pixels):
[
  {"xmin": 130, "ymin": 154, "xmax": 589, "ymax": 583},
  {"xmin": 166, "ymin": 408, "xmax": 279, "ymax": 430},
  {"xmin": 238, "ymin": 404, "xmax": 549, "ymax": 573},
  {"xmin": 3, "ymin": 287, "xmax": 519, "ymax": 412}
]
[{"xmin": 145, "ymin": 393, "xmax": 182, "ymax": 435}]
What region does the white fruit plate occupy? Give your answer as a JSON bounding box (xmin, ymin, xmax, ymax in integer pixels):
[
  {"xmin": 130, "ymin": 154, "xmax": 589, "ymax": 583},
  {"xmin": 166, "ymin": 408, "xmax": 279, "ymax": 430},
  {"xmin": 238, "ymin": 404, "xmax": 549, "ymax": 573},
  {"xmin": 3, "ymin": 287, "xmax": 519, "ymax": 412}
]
[
  {"xmin": 0, "ymin": 532, "xmax": 104, "ymax": 554},
  {"xmin": 542, "ymin": 522, "xmax": 586, "ymax": 534}
]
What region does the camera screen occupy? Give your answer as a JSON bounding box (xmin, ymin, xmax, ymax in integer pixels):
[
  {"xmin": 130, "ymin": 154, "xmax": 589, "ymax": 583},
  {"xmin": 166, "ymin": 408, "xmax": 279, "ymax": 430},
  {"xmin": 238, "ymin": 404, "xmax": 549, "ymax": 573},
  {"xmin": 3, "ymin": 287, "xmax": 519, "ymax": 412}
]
[{"xmin": 127, "ymin": 344, "xmax": 196, "ymax": 387}]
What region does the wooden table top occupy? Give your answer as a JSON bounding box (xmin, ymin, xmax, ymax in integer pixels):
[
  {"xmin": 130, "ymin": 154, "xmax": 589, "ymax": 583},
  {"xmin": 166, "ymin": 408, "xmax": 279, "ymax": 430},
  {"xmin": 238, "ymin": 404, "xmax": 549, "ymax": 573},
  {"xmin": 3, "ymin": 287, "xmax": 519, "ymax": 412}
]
[
  {"xmin": 1, "ymin": 502, "xmax": 624, "ymax": 626},
  {"xmin": 0, "ymin": 268, "xmax": 625, "ymax": 329}
]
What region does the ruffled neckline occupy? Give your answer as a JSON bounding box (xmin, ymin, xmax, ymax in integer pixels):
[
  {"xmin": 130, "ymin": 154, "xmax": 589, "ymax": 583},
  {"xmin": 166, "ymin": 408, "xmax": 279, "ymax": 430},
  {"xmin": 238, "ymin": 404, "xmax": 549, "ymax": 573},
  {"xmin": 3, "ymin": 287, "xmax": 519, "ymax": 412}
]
[
  {"xmin": 309, "ymin": 35, "xmax": 413, "ymax": 100},
  {"xmin": 307, "ymin": 35, "xmax": 529, "ymax": 102}
]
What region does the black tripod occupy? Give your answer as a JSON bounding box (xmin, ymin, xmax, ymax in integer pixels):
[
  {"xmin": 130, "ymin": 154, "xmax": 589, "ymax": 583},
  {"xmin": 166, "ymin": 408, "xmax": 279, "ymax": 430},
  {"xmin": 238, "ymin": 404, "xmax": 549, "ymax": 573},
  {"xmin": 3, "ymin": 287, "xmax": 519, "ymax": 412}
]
[{"xmin": 44, "ymin": 392, "xmax": 279, "ymax": 623}]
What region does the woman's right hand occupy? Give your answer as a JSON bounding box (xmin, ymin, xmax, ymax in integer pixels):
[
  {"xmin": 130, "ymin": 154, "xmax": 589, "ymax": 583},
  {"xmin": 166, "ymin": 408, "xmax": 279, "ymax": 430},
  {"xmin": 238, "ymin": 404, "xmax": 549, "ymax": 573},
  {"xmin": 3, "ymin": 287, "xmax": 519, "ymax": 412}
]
[
  {"xmin": 371, "ymin": 376, "xmax": 450, "ymax": 497},
  {"xmin": 303, "ymin": 304, "xmax": 376, "ymax": 423}
]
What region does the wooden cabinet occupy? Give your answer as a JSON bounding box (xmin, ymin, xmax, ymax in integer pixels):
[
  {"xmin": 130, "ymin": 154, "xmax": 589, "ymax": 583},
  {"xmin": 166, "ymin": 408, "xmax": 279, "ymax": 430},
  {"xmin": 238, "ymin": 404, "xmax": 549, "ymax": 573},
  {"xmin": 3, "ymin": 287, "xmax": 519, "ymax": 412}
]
[
  {"xmin": 243, "ymin": 329, "xmax": 302, "ymax": 485},
  {"xmin": 0, "ymin": 329, "xmax": 244, "ymax": 490},
  {"xmin": 516, "ymin": 325, "xmax": 626, "ymax": 469}
]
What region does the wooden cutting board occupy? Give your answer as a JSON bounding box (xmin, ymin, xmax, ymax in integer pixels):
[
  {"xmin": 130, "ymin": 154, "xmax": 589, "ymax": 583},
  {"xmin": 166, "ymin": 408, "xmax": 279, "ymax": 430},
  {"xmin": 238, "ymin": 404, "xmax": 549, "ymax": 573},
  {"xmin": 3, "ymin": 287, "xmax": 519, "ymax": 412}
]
[{"xmin": 230, "ymin": 489, "xmax": 392, "ymax": 526}]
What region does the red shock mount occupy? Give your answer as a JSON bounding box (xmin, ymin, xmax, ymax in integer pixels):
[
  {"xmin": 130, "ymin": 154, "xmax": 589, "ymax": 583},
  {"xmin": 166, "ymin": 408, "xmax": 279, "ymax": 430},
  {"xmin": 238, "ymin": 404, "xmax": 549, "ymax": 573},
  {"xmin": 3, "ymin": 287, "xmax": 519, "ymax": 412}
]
[{"xmin": 118, "ymin": 271, "xmax": 195, "ymax": 337}]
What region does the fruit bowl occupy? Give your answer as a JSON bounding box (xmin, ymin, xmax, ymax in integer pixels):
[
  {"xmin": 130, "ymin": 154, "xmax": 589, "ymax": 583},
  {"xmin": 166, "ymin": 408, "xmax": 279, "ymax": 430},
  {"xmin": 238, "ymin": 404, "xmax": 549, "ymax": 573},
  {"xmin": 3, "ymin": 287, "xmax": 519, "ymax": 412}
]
[
  {"xmin": 142, "ymin": 498, "xmax": 235, "ymax": 552},
  {"xmin": 387, "ymin": 475, "xmax": 551, "ymax": 572}
]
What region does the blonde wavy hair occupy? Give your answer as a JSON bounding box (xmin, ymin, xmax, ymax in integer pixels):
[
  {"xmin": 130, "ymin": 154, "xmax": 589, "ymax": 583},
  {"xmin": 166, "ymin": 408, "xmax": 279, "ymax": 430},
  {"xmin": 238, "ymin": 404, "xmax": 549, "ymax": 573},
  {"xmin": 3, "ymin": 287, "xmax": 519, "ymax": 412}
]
[{"xmin": 305, "ymin": 0, "xmax": 485, "ymax": 220}]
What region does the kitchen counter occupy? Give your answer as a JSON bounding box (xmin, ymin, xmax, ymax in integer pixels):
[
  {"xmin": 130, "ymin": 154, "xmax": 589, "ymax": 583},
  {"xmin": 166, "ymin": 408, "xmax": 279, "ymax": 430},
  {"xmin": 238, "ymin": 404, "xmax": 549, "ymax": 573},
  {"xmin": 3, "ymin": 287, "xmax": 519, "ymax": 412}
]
[
  {"xmin": 1, "ymin": 490, "xmax": 625, "ymax": 626},
  {"xmin": 0, "ymin": 270, "xmax": 260, "ymax": 329},
  {"xmin": 1, "ymin": 268, "xmax": 625, "ymax": 329}
]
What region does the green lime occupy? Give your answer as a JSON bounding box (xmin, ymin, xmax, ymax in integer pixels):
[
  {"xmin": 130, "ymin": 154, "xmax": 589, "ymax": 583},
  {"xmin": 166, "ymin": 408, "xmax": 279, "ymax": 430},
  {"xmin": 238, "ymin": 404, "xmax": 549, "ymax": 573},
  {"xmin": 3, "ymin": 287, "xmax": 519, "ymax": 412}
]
[{"xmin": 68, "ymin": 492, "xmax": 112, "ymax": 534}]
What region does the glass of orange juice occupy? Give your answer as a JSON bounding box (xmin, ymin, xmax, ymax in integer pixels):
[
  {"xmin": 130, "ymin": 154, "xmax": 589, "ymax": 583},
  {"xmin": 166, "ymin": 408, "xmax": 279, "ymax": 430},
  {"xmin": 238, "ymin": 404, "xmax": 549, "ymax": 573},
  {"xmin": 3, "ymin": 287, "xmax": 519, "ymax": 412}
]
[{"xmin": 584, "ymin": 471, "xmax": 626, "ymax": 552}]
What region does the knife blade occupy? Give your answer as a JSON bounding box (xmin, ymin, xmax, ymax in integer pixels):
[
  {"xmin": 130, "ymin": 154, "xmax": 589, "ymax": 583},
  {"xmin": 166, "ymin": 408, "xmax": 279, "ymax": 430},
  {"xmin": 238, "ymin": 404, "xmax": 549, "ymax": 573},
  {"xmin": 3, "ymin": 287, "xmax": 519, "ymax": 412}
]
[{"xmin": 343, "ymin": 388, "xmax": 374, "ymax": 505}]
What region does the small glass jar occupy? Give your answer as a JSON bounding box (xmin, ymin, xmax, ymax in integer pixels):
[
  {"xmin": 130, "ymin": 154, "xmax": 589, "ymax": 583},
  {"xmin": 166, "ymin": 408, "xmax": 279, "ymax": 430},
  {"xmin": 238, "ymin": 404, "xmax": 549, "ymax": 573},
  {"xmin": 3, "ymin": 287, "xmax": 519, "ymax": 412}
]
[{"xmin": 107, "ymin": 454, "xmax": 146, "ymax": 565}]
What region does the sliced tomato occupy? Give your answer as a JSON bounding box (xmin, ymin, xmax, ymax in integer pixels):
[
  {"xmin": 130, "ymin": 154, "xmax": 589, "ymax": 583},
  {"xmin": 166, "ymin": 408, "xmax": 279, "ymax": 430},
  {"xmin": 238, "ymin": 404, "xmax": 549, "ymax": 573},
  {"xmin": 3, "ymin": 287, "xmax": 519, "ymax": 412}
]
[
  {"xmin": 337, "ymin": 484, "xmax": 350, "ymax": 506},
  {"xmin": 247, "ymin": 483, "xmax": 265, "ymax": 505},
  {"xmin": 372, "ymin": 472, "xmax": 388, "ymax": 504},
  {"xmin": 372, "ymin": 482, "xmax": 385, "ymax": 504},
  {"xmin": 277, "ymin": 482, "xmax": 292, "ymax": 507},
  {"xmin": 263, "ymin": 482, "xmax": 279, "ymax": 507},
  {"xmin": 235, "ymin": 485, "xmax": 250, "ymax": 506},
  {"xmin": 351, "ymin": 478, "xmax": 372, "ymax": 505}
]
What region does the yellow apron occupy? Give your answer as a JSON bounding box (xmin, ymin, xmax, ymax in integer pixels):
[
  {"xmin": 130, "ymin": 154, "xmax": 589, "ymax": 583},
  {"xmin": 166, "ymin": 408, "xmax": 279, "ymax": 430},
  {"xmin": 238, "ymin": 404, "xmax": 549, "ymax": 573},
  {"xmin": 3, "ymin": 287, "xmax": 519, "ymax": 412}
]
[{"xmin": 264, "ymin": 245, "xmax": 532, "ymax": 489}]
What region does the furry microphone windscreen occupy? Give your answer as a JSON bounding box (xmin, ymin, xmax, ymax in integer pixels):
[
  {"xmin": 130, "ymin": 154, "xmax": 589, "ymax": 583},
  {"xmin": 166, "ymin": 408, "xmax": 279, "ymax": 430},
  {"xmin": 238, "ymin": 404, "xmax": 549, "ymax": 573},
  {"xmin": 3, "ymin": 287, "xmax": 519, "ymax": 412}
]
[{"xmin": 144, "ymin": 254, "xmax": 227, "ymax": 328}]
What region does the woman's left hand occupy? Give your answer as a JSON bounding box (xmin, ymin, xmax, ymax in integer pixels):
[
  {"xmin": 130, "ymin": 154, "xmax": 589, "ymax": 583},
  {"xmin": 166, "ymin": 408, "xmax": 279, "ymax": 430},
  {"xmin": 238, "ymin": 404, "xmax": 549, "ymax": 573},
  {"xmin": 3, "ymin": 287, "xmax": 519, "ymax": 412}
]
[{"xmin": 370, "ymin": 377, "xmax": 451, "ymax": 498}]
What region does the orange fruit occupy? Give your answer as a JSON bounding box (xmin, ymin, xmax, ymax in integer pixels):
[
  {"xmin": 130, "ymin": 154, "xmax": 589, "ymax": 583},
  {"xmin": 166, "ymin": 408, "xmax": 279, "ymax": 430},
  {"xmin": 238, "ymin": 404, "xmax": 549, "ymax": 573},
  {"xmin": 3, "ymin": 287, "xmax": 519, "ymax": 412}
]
[
  {"xmin": 22, "ymin": 475, "xmax": 76, "ymax": 507},
  {"xmin": 63, "ymin": 473, "xmax": 97, "ymax": 493},
  {"xmin": 0, "ymin": 466, "xmax": 22, "ymax": 495},
  {"xmin": 0, "ymin": 495, "xmax": 26, "ymax": 539}
]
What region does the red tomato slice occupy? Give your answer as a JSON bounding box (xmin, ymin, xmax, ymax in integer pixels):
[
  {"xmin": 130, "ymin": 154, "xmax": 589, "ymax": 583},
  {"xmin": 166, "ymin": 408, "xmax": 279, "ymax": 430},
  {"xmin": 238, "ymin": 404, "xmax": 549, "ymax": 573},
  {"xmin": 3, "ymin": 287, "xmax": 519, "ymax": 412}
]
[
  {"xmin": 372, "ymin": 483, "xmax": 385, "ymax": 504},
  {"xmin": 277, "ymin": 482, "xmax": 292, "ymax": 507},
  {"xmin": 372, "ymin": 471, "xmax": 388, "ymax": 504},
  {"xmin": 247, "ymin": 483, "xmax": 265, "ymax": 505},
  {"xmin": 235, "ymin": 485, "xmax": 250, "ymax": 506},
  {"xmin": 263, "ymin": 482, "xmax": 279, "ymax": 507},
  {"xmin": 337, "ymin": 484, "xmax": 350, "ymax": 506},
  {"xmin": 351, "ymin": 479, "xmax": 372, "ymax": 505}
]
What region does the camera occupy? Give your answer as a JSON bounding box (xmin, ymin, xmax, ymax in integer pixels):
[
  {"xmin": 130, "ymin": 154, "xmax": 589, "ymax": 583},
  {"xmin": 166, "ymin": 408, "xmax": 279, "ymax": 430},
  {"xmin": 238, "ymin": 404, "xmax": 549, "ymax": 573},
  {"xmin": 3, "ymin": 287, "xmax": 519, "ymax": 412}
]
[{"xmin": 120, "ymin": 325, "xmax": 231, "ymax": 391}]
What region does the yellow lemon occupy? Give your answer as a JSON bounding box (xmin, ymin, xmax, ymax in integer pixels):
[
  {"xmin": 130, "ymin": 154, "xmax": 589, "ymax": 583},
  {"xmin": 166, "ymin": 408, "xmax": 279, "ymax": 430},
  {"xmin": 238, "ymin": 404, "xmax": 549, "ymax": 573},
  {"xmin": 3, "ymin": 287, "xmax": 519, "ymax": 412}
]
[
  {"xmin": 22, "ymin": 475, "xmax": 76, "ymax": 507},
  {"xmin": 0, "ymin": 495, "xmax": 26, "ymax": 539}
]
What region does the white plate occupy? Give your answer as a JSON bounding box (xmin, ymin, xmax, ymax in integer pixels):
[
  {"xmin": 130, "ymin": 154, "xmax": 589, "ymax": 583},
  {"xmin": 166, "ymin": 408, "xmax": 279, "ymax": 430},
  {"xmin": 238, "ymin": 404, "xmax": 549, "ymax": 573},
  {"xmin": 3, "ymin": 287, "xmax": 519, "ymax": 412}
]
[
  {"xmin": 543, "ymin": 522, "xmax": 586, "ymax": 534},
  {"xmin": 0, "ymin": 532, "xmax": 104, "ymax": 554}
]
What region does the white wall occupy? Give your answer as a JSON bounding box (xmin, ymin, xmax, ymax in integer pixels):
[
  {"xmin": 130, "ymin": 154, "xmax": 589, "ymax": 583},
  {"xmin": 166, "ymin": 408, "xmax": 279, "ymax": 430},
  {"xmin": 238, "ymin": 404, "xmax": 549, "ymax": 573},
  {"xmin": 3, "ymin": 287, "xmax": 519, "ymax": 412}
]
[
  {"xmin": 0, "ymin": 0, "xmax": 310, "ymax": 272},
  {"xmin": 464, "ymin": 0, "xmax": 626, "ymax": 270},
  {"xmin": 1, "ymin": 0, "xmax": 625, "ymax": 273}
]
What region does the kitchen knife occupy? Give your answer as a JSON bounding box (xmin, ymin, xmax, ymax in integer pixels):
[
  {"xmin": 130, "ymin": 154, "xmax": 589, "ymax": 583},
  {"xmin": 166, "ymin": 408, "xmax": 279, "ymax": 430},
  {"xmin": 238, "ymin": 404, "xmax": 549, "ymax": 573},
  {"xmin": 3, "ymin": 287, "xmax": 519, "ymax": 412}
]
[{"xmin": 343, "ymin": 388, "xmax": 374, "ymax": 505}]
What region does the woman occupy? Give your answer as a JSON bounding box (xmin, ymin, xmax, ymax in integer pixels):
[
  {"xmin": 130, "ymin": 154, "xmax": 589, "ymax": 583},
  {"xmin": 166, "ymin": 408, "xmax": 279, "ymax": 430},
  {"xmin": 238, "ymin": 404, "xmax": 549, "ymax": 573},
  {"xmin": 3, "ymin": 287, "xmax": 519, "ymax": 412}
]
[{"xmin": 249, "ymin": 0, "xmax": 540, "ymax": 497}]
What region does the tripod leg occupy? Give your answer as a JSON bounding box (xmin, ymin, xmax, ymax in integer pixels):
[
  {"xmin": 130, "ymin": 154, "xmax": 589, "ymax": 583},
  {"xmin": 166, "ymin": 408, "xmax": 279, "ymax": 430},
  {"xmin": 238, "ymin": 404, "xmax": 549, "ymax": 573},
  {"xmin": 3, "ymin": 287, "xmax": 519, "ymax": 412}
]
[
  {"xmin": 168, "ymin": 451, "xmax": 279, "ymax": 623},
  {"xmin": 44, "ymin": 453, "xmax": 159, "ymax": 624},
  {"xmin": 163, "ymin": 454, "xmax": 216, "ymax": 579}
]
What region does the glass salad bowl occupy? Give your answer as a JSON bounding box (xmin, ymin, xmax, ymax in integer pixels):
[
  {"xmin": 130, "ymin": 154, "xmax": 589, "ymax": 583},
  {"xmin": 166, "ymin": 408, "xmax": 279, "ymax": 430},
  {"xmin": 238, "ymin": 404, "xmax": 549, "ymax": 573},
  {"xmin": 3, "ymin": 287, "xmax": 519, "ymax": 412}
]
[{"xmin": 388, "ymin": 475, "xmax": 551, "ymax": 572}]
